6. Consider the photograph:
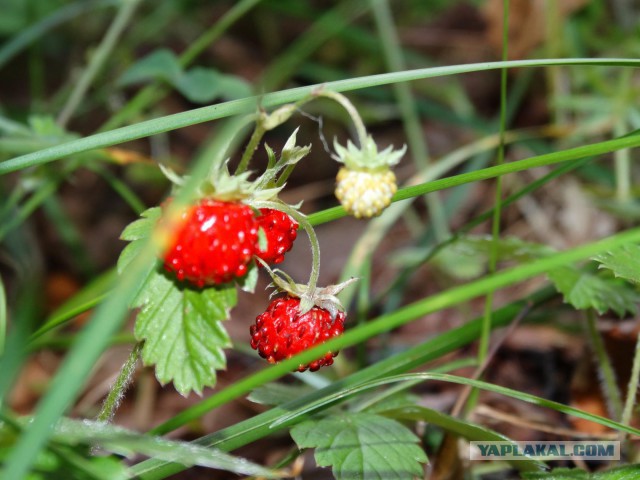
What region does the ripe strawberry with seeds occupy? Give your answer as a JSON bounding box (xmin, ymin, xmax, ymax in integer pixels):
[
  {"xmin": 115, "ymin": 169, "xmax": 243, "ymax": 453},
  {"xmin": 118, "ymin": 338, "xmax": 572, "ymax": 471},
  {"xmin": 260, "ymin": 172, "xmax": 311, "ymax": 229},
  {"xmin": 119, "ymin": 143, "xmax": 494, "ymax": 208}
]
[
  {"xmin": 163, "ymin": 199, "xmax": 258, "ymax": 287},
  {"xmin": 250, "ymin": 296, "xmax": 345, "ymax": 372},
  {"xmin": 249, "ymin": 268, "xmax": 357, "ymax": 371},
  {"xmin": 255, "ymin": 208, "xmax": 298, "ymax": 266}
]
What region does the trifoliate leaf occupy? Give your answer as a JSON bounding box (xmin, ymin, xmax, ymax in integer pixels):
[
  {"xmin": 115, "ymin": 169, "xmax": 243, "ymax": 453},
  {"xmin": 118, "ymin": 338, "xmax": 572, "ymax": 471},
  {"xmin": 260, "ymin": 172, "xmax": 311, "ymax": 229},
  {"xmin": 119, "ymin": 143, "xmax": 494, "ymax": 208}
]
[
  {"xmin": 594, "ymin": 244, "xmax": 640, "ymax": 285},
  {"xmin": 548, "ymin": 266, "xmax": 640, "ymax": 317},
  {"xmin": 133, "ymin": 267, "xmax": 236, "ymax": 396},
  {"xmin": 290, "ymin": 412, "xmax": 427, "ymax": 480}
]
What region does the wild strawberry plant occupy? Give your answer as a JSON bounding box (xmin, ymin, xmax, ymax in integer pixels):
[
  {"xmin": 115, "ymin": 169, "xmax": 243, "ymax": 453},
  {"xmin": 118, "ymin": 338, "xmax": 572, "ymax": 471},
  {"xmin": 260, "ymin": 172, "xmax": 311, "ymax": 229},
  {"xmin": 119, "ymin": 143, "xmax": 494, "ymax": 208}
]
[{"xmin": 3, "ymin": 2, "xmax": 640, "ymax": 480}]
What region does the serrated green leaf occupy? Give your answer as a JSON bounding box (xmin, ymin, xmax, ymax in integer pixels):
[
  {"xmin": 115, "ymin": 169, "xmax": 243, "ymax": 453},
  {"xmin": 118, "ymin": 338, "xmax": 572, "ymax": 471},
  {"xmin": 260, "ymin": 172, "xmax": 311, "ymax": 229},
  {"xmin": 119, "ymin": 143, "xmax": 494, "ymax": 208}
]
[
  {"xmin": 290, "ymin": 412, "xmax": 427, "ymax": 480},
  {"xmin": 133, "ymin": 268, "xmax": 236, "ymax": 396},
  {"xmin": 118, "ymin": 49, "xmax": 182, "ymax": 87},
  {"xmin": 117, "ymin": 207, "xmax": 161, "ymax": 274},
  {"xmin": 120, "ymin": 207, "xmax": 161, "ymax": 241},
  {"xmin": 548, "ymin": 266, "xmax": 640, "ymax": 316},
  {"xmin": 248, "ymin": 382, "xmax": 315, "ymax": 406},
  {"xmin": 594, "ymin": 244, "xmax": 640, "ymax": 284}
]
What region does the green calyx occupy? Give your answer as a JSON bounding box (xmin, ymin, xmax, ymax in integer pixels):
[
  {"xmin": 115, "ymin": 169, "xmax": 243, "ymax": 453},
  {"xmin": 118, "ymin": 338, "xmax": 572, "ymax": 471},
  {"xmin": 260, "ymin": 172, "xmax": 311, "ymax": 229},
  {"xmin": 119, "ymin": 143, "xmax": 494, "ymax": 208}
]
[
  {"xmin": 160, "ymin": 129, "xmax": 311, "ymax": 204},
  {"xmin": 333, "ymin": 135, "xmax": 406, "ymax": 171},
  {"xmin": 200, "ymin": 161, "xmax": 282, "ymax": 202},
  {"xmin": 261, "ymin": 263, "xmax": 358, "ymax": 318}
]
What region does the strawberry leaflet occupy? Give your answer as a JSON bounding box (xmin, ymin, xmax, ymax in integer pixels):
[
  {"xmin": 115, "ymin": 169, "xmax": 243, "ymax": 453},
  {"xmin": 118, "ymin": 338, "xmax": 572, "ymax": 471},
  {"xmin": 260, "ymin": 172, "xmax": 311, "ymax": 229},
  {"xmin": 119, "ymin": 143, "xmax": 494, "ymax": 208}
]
[{"xmin": 119, "ymin": 207, "xmax": 237, "ymax": 396}]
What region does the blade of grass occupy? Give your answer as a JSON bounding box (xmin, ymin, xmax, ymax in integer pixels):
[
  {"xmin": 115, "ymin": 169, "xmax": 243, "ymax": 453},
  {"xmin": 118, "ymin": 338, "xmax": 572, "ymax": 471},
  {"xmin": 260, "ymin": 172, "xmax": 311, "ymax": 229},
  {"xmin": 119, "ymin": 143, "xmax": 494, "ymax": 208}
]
[
  {"xmin": 42, "ymin": 195, "xmax": 96, "ymax": 278},
  {"xmin": 101, "ymin": 0, "xmax": 264, "ymax": 130},
  {"xmin": 57, "ymin": 0, "xmax": 143, "ymax": 127},
  {"xmin": 0, "ymin": 277, "xmax": 5, "ymax": 355},
  {"xmin": 3, "ymin": 58, "xmax": 640, "ymax": 175},
  {"xmin": 370, "ymin": 0, "xmax": 449, "ymax": 242},
  {"xmin": 272, "ymin": 372, "xmax": 640, "ymax": 437},
  {"xmin": 473, "ymin": 0, "xmax": 510, "ymax": 415},
  {"xmin": 381, "ymin": 405, "xmax": 544, "ymax": 472},
  {"xmin": 0, "ymin": 0, "xmax": 119, "ymax": 70}
]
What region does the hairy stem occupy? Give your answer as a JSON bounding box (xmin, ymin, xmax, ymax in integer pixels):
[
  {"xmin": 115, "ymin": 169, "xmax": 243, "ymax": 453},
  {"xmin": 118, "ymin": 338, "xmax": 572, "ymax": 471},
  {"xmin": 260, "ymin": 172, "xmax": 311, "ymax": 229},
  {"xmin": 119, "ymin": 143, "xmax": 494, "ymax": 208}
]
[
  {"xmin": 584, "ymin": 310, "xmax": 623, "ymax": 420},
  {"xmin": 96, "ymin": 342, "xmax": 142, "ymax": 423},
  {"xmin": 621, "ymin": 332, "xmax": 640, "ymax": 430}
]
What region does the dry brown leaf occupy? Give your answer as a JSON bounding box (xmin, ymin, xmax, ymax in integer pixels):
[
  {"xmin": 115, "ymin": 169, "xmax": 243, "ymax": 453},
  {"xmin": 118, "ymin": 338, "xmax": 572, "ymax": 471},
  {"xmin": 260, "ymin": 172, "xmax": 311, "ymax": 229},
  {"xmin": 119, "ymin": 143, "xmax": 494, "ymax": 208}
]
[{"xmin": 482, "ymin": 0, "xmax": 588, "ymax": 59}]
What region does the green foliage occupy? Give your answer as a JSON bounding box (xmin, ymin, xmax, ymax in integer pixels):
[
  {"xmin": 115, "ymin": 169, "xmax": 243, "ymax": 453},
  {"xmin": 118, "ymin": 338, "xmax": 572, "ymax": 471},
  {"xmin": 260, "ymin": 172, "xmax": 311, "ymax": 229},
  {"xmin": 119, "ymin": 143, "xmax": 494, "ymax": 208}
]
[
  {"xmin": 51, "ymin": 418, "xmax": 281, "ymax": 477},
  {"xmin": 523, "ymin": 464, "xmax": 640, "ymax": 479},
  {"xmin": 423, "ymin": 235, "xmax": 639, "ymax": 317},
  {"xmin": 548, "ymin": 266, "xmax": 640, "ymax": 316},
  {"xmin": 118, "ymin": 49, "xmax": 252, "ymax": 103},
  {"xmin": 429, "ymin": 235, "xmax": 554, "ymax": 279},
  {"xmin": 132, "ymin": 266, "xmax": 236, "ymax": 396},
  {"xmin": 118, "ymin": 206, "xmax": 237, "ymax": 395},
  {"xmin": 594, "ymin": 244, "xmax": 640, "ymax": 285},
  {"xmin": 290, "ymin": 412, "xmax": 427, "ymax": 480},
  {"xmin": 117, "ymin": 206, "xmax": 161, "ymax": 274}
]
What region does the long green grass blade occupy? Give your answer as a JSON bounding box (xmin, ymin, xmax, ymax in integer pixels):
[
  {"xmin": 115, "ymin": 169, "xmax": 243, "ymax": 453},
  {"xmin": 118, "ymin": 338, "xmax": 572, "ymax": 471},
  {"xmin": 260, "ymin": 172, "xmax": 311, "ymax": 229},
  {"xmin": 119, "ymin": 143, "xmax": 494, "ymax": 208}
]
[
  {"xmin": 273, "ymin": 372, "xmax": 640, "ymax": 436},
  {"xmin": 2, "ymin": 58, "xmax": 639, "ymax": 175},
  {"xmin": 0, "ymin": 0, "xmax": 119, "ymax": 69}
]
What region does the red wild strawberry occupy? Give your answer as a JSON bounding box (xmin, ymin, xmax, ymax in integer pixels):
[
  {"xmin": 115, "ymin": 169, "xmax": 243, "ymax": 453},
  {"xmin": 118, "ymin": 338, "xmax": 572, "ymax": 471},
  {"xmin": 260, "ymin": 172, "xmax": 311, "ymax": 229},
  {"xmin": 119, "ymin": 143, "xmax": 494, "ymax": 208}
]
[
  {"xmin": 163, "ymin": 199, "xmax": 258, "ymax": 287},
  {"xmin": 250, "ymin": 296, "xmax": 345, "ymax": 372},
  {"xmin": 255, "ymin": 208, "xmax": 298, "ymax": 265}
]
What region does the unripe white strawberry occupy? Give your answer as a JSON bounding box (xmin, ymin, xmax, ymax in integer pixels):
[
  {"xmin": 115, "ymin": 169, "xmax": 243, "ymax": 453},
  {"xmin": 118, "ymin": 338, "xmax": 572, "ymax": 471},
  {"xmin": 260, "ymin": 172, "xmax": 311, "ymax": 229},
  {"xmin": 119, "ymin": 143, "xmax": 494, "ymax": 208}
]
[
  {"xmin": 333, "ymin": 135, "xmax": 405, "ymax": 218},
  {"xmin": 335, "ymin": 167, "xmax": 397, "ymax": 218}
]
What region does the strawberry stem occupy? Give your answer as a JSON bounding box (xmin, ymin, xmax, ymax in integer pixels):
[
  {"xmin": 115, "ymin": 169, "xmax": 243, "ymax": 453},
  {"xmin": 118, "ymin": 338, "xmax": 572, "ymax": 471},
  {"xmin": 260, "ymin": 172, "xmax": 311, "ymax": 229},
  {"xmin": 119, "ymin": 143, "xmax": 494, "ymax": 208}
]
[
  {"xmin": 315, "ymin": 90, "xmax": 368, "ymax": 148},
  {"xmin": 254, "ymin": 201, "xmax": 320, "ymax": 301}
]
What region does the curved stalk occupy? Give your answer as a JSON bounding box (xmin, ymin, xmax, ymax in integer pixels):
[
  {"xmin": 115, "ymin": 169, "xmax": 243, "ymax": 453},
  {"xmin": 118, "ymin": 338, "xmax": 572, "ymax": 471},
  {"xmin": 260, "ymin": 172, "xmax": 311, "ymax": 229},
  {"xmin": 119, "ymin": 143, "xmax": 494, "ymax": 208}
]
[
  {"xmin": 314, "ymin": 90, "xmax": 368, "ymax": 147},
  {"xmin": 253, "ymin": 201, "xmax": 320, "ymax": 299}
]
